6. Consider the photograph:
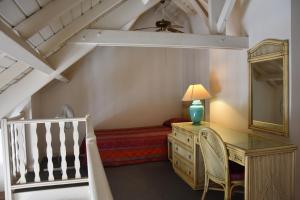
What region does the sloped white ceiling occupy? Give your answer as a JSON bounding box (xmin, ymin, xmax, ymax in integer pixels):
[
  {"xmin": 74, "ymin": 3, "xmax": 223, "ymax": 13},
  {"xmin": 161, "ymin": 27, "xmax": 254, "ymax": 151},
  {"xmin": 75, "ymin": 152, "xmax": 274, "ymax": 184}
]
[{"xmin": 0, "ymin": 0, "xmax": 243, "ymax": 118}]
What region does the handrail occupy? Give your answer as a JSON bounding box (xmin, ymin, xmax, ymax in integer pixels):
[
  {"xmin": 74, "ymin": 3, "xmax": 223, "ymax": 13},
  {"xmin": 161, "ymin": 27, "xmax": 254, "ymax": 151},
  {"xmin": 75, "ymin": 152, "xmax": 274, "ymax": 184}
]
[
  {"xmin": 6, "ymin": 111, "xmax": 25, "ymax": 121},
  {"xmin": 7, "ymin": 117, "xmax": 87, "ymax": 124},
  {"xmin": 2, "ymin": 115, "xmax": 113, "ymax": 200},
  {"xmin": 86, "ymin": 116, "xmax": 113, "ymax": 200}
]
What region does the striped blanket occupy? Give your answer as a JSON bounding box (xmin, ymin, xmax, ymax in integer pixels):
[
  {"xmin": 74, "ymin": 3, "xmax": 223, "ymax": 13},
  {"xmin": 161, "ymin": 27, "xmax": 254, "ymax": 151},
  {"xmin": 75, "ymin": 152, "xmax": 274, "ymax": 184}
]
[{"xmin": 80, "ymin": 125, "xmax": 172, "ymax": 167}]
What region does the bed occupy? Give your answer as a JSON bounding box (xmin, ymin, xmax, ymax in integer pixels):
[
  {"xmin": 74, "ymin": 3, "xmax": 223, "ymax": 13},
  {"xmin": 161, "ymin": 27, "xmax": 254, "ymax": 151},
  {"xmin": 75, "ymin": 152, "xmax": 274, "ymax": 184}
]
[{"xmin": 80, "ymin": 118, "xmax": 188, "ymax": 167}]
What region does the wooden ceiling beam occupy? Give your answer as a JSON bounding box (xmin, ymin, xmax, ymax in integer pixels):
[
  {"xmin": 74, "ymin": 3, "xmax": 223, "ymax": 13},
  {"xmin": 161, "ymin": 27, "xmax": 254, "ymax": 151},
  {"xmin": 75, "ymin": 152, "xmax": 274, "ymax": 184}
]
[
  {"xmin": 217, "ymin": 0, "xmax": 236, "ymax": 33},
  {"xmin": 14, "ymin": 0, "xmax": 83, "ymax": 39},
  {"xmin": 172, "ymin": 0, "xmax": 195, "ymax": 15},
  {"xmin": 68, "ymin": 29, "xmax": 249, "ymax": 49},
  {"xmin": 0, "ymin": 44, "xmax": 95, "ymax": 118},
  {"xmin": 197, "ymin": 0, "xmax": 208, "ymax": 12},
  {"xmin": 187, "ymin": 0, "xmax": 209, "ymax": 30},
  {"xmin": 47, "ymin": 44, "xmax": 96, "ymax": 75},
  {"xmin": 0, "ymin": 62, "xmax": 29, "ymax": 89},
  {"xmin": 37, "ymin": 0, "xmax": 125, "ymax": 57},
  {"xmin": 0, "ymin": 20, "xmax": 68, "ymax": 82},
  {"xmin": 0, "ymin": 20, "xmax": 53, "ymax": 74},
  {"xmin": 91, "ymin": 0, "xmax": 160, "ymax": 29},
  {"xmin": 208, "ymin": 0, "xmax": 225, "ymax": 34}
]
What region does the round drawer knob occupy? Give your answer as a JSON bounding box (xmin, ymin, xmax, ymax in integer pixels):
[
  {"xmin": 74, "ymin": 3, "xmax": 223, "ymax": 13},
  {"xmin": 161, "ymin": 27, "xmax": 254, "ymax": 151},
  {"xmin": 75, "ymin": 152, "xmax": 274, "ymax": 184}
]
[
  {"xmin": 188, "ymin": 171, "xmax": 191, "ymax": 175},
  {"xmin": 188, "ymin": 155, "xmax": 191, "ymax": 159},
  {"xmin": 187, "ymin": 138, "xmax": 190, "ymax": 142}
]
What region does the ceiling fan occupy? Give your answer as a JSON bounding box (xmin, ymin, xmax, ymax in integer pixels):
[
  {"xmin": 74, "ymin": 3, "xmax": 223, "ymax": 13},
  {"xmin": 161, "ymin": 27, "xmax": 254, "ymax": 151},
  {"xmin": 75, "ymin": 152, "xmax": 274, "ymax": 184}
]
[{"xmin": 134, "ymin": 0, "xmax": 184, "ymax": 33}]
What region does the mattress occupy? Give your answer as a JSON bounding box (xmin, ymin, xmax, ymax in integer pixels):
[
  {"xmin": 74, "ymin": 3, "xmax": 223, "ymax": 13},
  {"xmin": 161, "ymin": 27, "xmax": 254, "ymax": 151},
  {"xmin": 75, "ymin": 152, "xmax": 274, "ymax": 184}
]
[{"xmin": 80, "ymin": 125, "xmax": 172, "ymax": 167}]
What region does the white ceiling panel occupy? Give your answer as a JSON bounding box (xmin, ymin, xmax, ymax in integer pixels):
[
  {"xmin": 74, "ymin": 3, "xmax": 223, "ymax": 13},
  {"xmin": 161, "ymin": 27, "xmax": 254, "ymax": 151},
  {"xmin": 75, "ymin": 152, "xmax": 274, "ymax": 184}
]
[
  {"xmin": 50, "ymin": 19, "xmax": 64, "ymax": 33},
  {"xmin": 40, "ymin": 26, "xmax": 54, "ymax": 40},
  {"xmin": 92, "ymin": 0, "xmax": 100, "ymax": 7},
  {"xmin": 82, "ymin": 0, "xmax": 92, "ymax": 13},
  {"xmin": 36, "ymin": 0, "xmax": 52, "ymax": 7},
  {"xmin": 0, "ymin": 67, "xmax": 33, "ymax": 94},
  {"xmin": 14, "ymin": 0, "xmax": 40, "ymax": 16},
  {"xmin": 0, "ymin": 61, "xmax": 29, "ymax": 89},
  {"xmin": 71, "ymin": 4, "xmax": 82, "ymax": 19},
  {"xmin": 61, "ymin": 12, "xmax": 73, "ymax": 27},
  {"xmin": 0, "ymin": 0, "xmax": 26, "ymax": 26},
  {"xmin": 0, "ymin": 68, "xmax": 6, "ymax": 73},
  {"xmin": 28, "ymin": 33, "xmax": 45, "ymax": 47},
  {"xmin": 0, "ymin": 56, "xmax": 17, "ymax": 68}
]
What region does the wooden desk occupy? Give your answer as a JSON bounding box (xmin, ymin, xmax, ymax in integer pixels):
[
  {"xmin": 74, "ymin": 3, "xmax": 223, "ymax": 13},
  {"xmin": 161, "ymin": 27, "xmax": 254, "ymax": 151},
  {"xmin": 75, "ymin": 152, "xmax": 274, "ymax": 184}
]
[{"xmin": 169, "ymin": 122, "xmax": 296, "ymax": 200}]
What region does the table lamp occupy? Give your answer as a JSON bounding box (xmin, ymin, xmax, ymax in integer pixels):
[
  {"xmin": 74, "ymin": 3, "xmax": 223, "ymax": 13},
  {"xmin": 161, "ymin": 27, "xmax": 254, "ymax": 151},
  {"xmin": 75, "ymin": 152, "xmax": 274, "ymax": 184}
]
[{"xmin": 182, "ymin": 84, "xmax": 211, "ymax": 125}]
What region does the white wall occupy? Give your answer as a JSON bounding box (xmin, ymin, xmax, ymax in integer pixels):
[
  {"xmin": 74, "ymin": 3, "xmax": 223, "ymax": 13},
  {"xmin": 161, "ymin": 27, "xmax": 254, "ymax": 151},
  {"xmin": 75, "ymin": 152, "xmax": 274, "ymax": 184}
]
[
  {"xmin": 209, "ymin": 0, "xmax": 300, "ymax": 198},
  {"xmin": 32, "ymin": 46, "xmax": 209, "ymax": 155},
  {"xmin": 0, "ymin": 128, "xmax": 3, "ymax": 191},
  {"xmin": 34, "ymin": 47, "xmax": 208, "ymax": 128},
  {"xmin": 210, "ymin": 0, "xmax": 291, "ymax": 131},
  {"xmin": 291, "ymin": 0, "xmax": 300, "ymax": 197}
]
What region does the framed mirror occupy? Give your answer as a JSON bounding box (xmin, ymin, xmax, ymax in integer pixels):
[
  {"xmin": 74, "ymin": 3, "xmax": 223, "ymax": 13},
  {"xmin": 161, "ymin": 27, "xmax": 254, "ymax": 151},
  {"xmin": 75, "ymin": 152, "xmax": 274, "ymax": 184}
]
[{"xmin": 248, "ymin": 39, "xmax": 289, "ymax": 136}]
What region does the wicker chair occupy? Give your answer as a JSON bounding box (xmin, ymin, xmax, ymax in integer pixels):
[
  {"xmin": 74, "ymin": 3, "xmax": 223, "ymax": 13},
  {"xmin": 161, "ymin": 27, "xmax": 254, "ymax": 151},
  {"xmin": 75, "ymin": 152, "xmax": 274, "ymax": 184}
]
[{"xmin": 199, "ymin": 128, "xmax": 244, "ymax": 200}]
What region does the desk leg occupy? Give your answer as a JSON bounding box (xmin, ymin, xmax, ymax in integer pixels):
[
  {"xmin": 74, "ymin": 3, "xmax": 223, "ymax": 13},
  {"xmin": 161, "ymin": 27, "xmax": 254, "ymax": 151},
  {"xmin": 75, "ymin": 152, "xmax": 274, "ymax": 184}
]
[{"xmin": 245, "ymin": 151, "xmax": 295, "ymax": 200}]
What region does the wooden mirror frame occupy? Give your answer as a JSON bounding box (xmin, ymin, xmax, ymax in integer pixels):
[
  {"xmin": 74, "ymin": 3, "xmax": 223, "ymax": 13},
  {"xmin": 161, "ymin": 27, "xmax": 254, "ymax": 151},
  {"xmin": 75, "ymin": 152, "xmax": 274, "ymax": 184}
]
[{"xmin": 248, "ymin": 39, "xmax": 289, "ymax": 136}]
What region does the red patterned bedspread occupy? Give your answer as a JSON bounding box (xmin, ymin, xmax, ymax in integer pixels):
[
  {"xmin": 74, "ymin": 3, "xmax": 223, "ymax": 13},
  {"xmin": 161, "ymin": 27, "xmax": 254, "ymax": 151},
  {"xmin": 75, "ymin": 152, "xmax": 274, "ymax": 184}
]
[{"xmin": 80, "ymin": 125, "xmax": 172, "ymax": 167}]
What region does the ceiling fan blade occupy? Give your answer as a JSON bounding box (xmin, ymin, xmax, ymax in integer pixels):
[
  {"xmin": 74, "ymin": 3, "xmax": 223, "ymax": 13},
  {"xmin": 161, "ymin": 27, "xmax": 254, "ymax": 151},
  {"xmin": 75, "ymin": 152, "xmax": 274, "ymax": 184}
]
[
  {"xmin": 170, "ymin": 24, "xmax": 184, "ymax": 28},
  {"xmin": 134, "ymin": 27, "xmax": 158, "ymax": 31},
  {"xmin": 167, "ymin": 27, "xmax": 184, "ymax": 33}
]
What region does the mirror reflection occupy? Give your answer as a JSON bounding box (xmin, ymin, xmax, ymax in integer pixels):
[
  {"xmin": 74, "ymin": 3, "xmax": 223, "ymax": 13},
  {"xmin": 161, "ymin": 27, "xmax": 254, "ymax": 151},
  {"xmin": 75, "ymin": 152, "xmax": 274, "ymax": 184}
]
[
  {"xmin": 252, "ymin": 58, "xmax": 283, "ymax": 125},
  {"xmin": 248, "ymin": 39, "xmax": 288, "ymax": 136}
]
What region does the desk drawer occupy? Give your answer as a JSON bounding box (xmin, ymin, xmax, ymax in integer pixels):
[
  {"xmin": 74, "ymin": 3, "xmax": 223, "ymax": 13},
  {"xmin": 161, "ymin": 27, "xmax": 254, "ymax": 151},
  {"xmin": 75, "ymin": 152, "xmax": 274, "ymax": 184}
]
[
  {"xmin": 173, "ymin": 155, "xmax": 194, "ymax": 180},
  {"xmin": 174, "ymin": 142, "xmax": 194, "ymax": 163},
  {"xmin": 228, "ymin": 148, "xmax": 245, "ymax": 166},
  {"xmin": 173, "ymin": 129, "xmax": 193, "ymax": 148}
]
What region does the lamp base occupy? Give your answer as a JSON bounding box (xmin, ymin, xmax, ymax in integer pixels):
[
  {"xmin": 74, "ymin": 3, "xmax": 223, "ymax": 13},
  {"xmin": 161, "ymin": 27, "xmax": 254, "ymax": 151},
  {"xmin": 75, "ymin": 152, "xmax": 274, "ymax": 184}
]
[{"xmin": 189, "ymin": 100, "xmax": 204, "ymax": 125}]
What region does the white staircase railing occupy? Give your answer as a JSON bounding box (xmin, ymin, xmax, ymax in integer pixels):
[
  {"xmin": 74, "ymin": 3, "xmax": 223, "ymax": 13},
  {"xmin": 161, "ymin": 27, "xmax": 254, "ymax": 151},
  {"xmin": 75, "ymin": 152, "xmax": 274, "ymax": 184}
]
[{"xmin": 1, "ymin": 115, "xmax": 113, "ymax": 200}]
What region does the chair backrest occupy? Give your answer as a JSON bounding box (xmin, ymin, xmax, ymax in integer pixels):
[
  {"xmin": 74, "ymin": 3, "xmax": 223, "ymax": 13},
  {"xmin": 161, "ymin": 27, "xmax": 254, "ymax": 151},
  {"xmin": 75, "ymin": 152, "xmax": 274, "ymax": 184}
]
[{"xmin": 199, "ymin": 128, "xmax": 229, "ymax": 183}]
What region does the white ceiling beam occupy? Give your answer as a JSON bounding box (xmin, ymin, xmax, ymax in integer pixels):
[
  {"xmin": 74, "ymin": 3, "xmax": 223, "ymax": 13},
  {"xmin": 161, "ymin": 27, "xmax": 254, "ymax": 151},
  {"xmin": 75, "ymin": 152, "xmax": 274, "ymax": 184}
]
[
  {"xmin": 0, "ymin": 69, "xmax": 49, "ymax": 118},
  {"xmin": 0, "ymin": 20, "xmax": 69, "ymax": 82},
  {"xmin": 68, "ymin": 29, "xmax": 248, "ymax": 49},
  {"xmin": 0, "ymin": 44, "xmax": 95, "ymax": 118},
  {"xmin": 14, "ymin": 0, "xmax": 82, "ymax": 39},
  {"xmin": 216, "ymin": 0, "xmax": 236, "ymax": 33},
  {"xmin": 172, "ymin": 0, "xmax": 195, "ymax": 15},
  {"xmin": 208, "ymin": 0, "xmax": 225, "ymax": 34},
  {"xmin": 0, "ymin": 20, "xmax": 54, "ymax": 74},
  {"xmin": 121, "ymin": 17, "xmax": 139, "ymax": 31},
  {"xmin": 91, "ymin": 0, "xmax": 160, "ymax": 29},
  {"xmin": 47, "ymin": 44, "xmax": 96, "ymax": 75},
  {"xmin": 37, "ymin": 0, "xmax": 125, "ymax": 57},
  {"xmin": 0, "ymin": 62, "xmax": 29, "ymax": 89},
  {"xmin": 56, "ymin": 74, "xmax": 69, "ymax": 82},
  {"xmin": 187, "ymin": 0, "xmax": 209, "ymax": 29},
  {"xmin": 198, "ymin": 0, "xmax": 208, "ymax": 12}
]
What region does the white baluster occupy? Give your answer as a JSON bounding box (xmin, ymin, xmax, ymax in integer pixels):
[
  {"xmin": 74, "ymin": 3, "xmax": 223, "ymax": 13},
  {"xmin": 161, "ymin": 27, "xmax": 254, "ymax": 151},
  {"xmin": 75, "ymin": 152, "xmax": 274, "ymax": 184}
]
[
  {"xmin": 73, "ymin": 121, "xmax": 81, "ymax": 179},
  {"xmin": 10, "ymin": 124, "xmax": 17, "ymax": 177},
  {"xmin": 22, "ymin": 124, "xmax": 27, "ymax": 166},
  {"xmin": 45, "ymin": 122, "xmax": 54, "ymax": 181},
  {"xmin": 59, "ymin": 122, "xmax": 68, "ymax": 180},
  {"xmin": 32, "ymin": 123, "xmax": 40, "ymax": 182},
  {"xmin": 14, "ymin": 125, "xmax": 19, "ymax": 173},
  {"xmin": 17, "ymin": 124, "xmax": 26, "ymax": 184}
]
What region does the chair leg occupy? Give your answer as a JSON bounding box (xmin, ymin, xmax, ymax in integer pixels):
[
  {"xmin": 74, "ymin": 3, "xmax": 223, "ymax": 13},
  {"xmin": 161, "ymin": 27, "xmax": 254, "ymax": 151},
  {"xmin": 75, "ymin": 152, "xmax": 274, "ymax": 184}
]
[
  {"xmin": 224, "ymin": 185, "xmax": 231, "ymax": 200},
  {"xmin": 201, "ymin": 174, "xmax": 209, "ymax": 200}
]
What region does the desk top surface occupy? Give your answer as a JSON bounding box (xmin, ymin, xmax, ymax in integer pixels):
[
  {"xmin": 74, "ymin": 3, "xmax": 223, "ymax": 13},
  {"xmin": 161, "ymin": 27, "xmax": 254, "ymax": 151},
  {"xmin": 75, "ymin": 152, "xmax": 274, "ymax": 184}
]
[{"xmin": 172, "ymin": 122, "xmax": 296, "ymax": 153}]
